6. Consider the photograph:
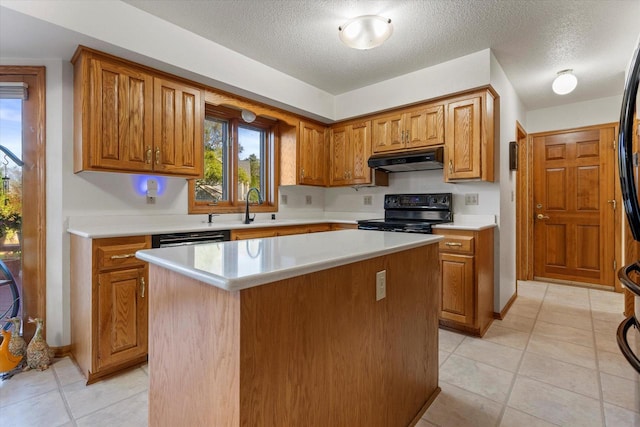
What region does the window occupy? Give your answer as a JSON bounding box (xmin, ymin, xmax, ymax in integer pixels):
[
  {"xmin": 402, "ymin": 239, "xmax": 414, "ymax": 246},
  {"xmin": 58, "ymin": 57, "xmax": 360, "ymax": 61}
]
[{"xmin": 189, "ymin": 105, "xmax": 277, "ymax": 214}]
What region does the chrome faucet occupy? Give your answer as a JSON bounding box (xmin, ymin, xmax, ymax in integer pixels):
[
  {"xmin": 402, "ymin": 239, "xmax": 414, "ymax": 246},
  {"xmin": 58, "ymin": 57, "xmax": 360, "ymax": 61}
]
[{"xmin": 244, "ymin": 187, "xmax": 263, "ymax": 224}]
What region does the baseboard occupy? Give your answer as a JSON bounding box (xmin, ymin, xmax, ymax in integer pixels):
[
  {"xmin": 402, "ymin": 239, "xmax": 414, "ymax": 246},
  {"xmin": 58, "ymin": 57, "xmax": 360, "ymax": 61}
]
[
  {"xmin": 51, "ymin": 344, "xmax": 72, "ymax": 358},
  {"xmin": 493, "ymin": 292, "xmax": 517, "ymax": 320}
]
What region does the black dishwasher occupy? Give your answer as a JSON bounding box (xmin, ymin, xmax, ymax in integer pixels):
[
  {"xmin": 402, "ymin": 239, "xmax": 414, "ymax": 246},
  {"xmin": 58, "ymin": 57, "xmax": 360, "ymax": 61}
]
[{"xmin": 151, "ymin": 230, "xmax": 230, "ymax": 248}]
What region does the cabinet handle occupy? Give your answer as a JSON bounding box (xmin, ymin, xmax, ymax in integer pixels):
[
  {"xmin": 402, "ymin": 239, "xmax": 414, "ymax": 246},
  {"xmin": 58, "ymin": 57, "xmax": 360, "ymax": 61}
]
[
  {"xmin": 406, "ymin": 130, "xmax": 410, "ymax": 143},
  {"xmin": 140, "ymin": 276, "xmax": 146, "ymax": 298},
  {"xmin": 145, "ymin": 146, "xmax": 152, "ymax": 164},
  {"xmin": 445, "ymin": 242, "xmax": 463, "ymax": 247},
  {"xmin": 155, "ymin": 148, "xmax": 161, "ymax": 165},
  {"xmin": 300, "ymin": 168, "xmax": 305, "ymax": 180},
  {"xmin": 110, "ymin": 253, "xmax": 136, "ymax": 260},
  {"xmin": 401, "ymin": 130, "xmax": 405, "ymax": 143},
  {"xmin": 448, "ymin": 160, "xmax": 453, "ymax": 174}
]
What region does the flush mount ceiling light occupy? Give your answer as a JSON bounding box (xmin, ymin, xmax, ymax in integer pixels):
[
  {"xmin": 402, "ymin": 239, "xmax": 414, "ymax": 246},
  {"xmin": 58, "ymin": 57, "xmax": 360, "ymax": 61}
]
[
  {"xmin": 338, "ymin": 15, "xmax": 393, "ymax": 50},
  {"xmin": 552, "ymin": 69, "xmax": 578, "ymax": 95},
  {"xmin": 241, "ymin": 109, "xmax": 256, "ymax": 123}
]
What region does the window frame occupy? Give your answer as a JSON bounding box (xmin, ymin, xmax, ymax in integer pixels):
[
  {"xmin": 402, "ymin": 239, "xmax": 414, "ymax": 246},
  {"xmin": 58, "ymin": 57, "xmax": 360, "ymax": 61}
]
[{"xmin": 188, "ymin": 104, "xmax": 278, "ymax": 214}]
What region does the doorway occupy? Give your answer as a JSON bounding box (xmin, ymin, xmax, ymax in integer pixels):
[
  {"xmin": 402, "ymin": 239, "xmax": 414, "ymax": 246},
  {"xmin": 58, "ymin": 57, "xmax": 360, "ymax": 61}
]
[
  {"xmin": 0, "ymin": 67, "xmax": 46, "ymax": 341},
  {"xmin": 525, "ymin": 124, "xmax": 617, "ymax": 289}
]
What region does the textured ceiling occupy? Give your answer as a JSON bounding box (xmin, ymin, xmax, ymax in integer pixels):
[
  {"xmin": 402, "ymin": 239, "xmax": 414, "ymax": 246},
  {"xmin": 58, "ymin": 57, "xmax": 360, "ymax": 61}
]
[{"xmin": 121, "ymin": 0, "xmax": 640, "ymax": 110}]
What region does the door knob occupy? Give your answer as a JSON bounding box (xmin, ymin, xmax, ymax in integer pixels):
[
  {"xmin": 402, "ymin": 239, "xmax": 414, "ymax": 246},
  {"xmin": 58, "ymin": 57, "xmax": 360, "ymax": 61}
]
[{"xmin": 537, "ymin": 214, "xmax": 549, "ymax": 220}]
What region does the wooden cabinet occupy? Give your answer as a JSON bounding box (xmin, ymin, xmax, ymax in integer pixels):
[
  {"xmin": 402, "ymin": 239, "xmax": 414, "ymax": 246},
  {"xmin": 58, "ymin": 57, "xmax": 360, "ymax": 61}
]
[
  {"xmin": 231, "ymin": 223, "xmax": 332, "ymax": 240},
  {"xmin": 298, "ymin": 121, "xmax": 328, "ymax": 186},
  {"xmin": 153, "ymin": 77, "xmax": 203, "ymax": 176},
  {"xmin": 445, "ymin": 90, "xmax": 495, "ymax": 182},
  {"xmin": 330, "ymin": 121, "xmax": 372, "ymax": 186},
  {"xmin": 434, "ymin": 228, "xmax": 494, "ymax": 336},
  {"xmin": 72, "ymin": 46, "xmax": 203, "ymax": 177},
  {"xmin": 70, "ymin": 234, "xmax": 150, "ymax": 383},
  {"xmin": 371, "ymin": 103, "xmax": 444, "ymax": 153}
]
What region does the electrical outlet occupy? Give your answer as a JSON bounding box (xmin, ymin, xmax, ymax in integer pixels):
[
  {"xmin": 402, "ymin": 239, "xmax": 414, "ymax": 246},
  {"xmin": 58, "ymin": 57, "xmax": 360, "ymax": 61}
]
[
  {"xmin": 465, "ymin": 193, "xmax": 479, "ymax": 205},
  {"xmin": 281, "ymin": 194, "xmax": 288, "ymax": 205},
  {"xmin": 376, "ymin": 270, "xmax": 386, "ymax": 301},
  {"xmin": 305, "ymin": 195, "xmax": 312, "ymax": 205},
  {"xmin": 364, "ymin": 195, "xmax": 372, "ymax": 206}
]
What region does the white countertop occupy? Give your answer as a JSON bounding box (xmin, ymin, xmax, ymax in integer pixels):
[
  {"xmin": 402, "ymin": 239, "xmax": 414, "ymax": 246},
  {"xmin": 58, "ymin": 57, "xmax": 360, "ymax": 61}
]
[
  {"xmin": 67, "ymin": 217, "xmax": 358, "ymax": 238},
  {"xmin": 136, "ymin": 230, "xmax": 443, "ymax": 292},
  {"xmin": 433, "ymin": 214, "xmax": 497, "ymax": 231}
]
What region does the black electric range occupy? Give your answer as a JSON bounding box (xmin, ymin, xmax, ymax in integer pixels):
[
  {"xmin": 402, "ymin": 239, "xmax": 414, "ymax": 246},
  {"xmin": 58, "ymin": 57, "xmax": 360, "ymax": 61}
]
[{"xmin": 357, "ymin": 193, "xmax": 452, "ymax": 234}]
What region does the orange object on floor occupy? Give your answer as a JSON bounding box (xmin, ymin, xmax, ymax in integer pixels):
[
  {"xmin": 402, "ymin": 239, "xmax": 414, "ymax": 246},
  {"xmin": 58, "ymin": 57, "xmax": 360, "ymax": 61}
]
[{"xmin": 0, "ymin": 329, "xmax": 23, "ymax": 373}]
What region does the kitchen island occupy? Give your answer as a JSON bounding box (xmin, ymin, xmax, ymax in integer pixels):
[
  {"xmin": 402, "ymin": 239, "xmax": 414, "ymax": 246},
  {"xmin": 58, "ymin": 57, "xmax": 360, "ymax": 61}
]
[{"xmin": 136, "ymin": 229, "xmax": 442, "ymax": 427}]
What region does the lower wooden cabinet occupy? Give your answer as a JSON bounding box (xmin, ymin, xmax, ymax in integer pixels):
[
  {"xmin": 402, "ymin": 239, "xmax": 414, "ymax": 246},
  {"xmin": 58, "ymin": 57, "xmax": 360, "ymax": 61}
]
[
  {"xmin": 231, "ymin": 223, "xmax": 332, "ymax": 240},
  {"xmin": 434, "ymin": 227, "xmax": 494, "ymax": 336},
  {"xmin": 70, "ymin": 235, "xmax": 150, "ymax": 383}
]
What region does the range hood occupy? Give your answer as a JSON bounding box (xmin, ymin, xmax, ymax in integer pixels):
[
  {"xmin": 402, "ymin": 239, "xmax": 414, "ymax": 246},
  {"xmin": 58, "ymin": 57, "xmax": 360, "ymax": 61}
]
[{"xmin": 368, "ymin": 147, "xmax": 444, "ymax": 172}]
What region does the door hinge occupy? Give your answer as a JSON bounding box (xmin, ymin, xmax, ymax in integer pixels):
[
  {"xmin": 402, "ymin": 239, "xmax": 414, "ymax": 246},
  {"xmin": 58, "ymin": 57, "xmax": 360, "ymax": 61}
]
[{"xmin": 614, "ymin": 260, "xmax": 617, "ymax": 270}]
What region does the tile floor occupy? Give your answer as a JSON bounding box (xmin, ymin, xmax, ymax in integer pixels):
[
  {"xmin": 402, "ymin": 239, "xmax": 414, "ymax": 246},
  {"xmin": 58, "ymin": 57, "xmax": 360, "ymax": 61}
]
[{"xmin": 1, "ymin": 281, "xmax": 639, "ymax": 426}]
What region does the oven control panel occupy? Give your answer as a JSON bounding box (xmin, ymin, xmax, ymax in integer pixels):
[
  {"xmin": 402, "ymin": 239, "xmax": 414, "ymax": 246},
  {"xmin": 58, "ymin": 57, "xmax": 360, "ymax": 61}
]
[{"xmin": 384, "ymin": 193, "xmax": 451, "ymax": 210}]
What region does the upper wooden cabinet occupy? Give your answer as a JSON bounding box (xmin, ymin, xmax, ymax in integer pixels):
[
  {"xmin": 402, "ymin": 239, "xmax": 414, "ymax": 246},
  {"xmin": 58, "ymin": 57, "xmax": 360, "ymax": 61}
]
[
  {"xmin": 330, "ymin": 121, "xmax": 372, "ymax": 186},
  {"xmin": 371, "ymin": 103, "xmax": 444, "ymax": 154},
  {"xmin": 72, "ymin": 47, "xmax": 204, "ymax": 177},
  {"xmin": 298, "ymin": 121, "xmax": 328, "ymax": 186},
  {"xmin": 445, "ymin": 90, "xmax": 495, "ymax": 182}
]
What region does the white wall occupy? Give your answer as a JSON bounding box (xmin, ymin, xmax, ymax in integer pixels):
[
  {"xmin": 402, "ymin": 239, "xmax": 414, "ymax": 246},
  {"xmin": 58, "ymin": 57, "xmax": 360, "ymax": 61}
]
[
  {"xmin": 489, "ymin": 52, "xmax": 527, "ymax": 313},
  {"xmin": 335, "ymin": 50, "xmax": 491, "ymax": 120},
  {"xmin": 526, "ymin": 95, "xmax": 622, "ymax": 133}
]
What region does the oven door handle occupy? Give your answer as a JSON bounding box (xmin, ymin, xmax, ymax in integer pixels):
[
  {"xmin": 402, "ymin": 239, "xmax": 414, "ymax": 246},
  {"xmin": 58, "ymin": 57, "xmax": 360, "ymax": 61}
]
[{"xmin": 617, "ymin": 316, "xmax": 640, "ymax": 374}]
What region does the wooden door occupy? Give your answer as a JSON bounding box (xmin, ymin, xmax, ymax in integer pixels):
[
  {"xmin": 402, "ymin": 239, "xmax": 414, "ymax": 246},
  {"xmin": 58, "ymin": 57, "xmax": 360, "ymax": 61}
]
[
  {"xmin": 349, "ymin": 121, "xmax": 372, "ymax": 185},
  {"xmin": 440, "ymin": 253, "xmax": 474, "ymax": 325},
  {"xmin": 89, "ymin": 58, "xmax": 153, "ymax": 171},
  {"xmin": 405, "ymin": 109, "xmax": 427, "ymax": 149},
  {"xmin": 533, "ymin": 127, "xmax": 616, "ymax": 286},
  {"xmin": 153, "ymin": 77, "xmax": 203, "ymax": 176},
  {"xmin": 445, "ymin": 97, "xmax": 481, "ymax": 180},
  {"xmin": 424, "ymin": 104, "xmax": 445, "ymax": 146},
  {"xmin": 371, "ymin": 113, "xmax": 404, "ymax": 153},
  {"xmin": 97, "ymin": 267, "xmax": 148, "ymax": 370},
  {"xmin": 330, "ymin": 125, "xmax": 349, "ymax": 186},
  {"xmin": 298, "ymin": 121, "xmax": 327, "ymax": 186}
]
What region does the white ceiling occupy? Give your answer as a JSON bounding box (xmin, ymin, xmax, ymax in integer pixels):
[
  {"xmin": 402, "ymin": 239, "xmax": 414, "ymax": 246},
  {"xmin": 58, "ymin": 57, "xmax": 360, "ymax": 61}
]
[{"xmin": 120, "ymin": 0, "xmax": 640, "ymax": 110}]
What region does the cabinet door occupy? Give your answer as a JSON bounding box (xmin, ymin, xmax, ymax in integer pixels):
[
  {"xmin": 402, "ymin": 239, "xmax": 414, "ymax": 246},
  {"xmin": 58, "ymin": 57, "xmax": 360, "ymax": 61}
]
[
  {"xmin": 89, "ymin": 58, "xmax": 154, "ymax": 172},
  {"xmin": 330, "ymin": 125, "xmax": 350, "ymax": 186},
  {"xmin": 153, "ymin": 78, "xmax": 203, "ymax": 177},
  {"xmin": 299, "ymin": 121, "xmax": 327, "ymax": 186},
  {"xmin": 230, "ymin": 228, "xmax": 278, "ymax": 240},
  {"xmin": 445, "ymin": 97, "xmax": 481, "ymax": 181},
  {"xmin": 349, "ymin": 121, "xmax": 372, "ymax": 184},
  {"xmin": 404, "ymin": 109, "xmax": 427, "ymax": 149},
  {"xmin": 440, "ymin": 253, "xmax": 474, "ymax": 326},
  {"xmin": 424, "ymin": 104, "xmax": 445, "ymax": 146},
  {"xmin": 372, "ymin": 113, "xmax": 404, "ymax": 153},
  {"xmin": 97, "ymin": 267, "xmax": 148, "ymax": 371}
]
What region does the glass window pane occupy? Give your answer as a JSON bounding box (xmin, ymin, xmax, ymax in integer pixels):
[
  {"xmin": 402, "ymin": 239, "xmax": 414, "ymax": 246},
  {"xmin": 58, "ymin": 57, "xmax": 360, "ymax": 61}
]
[
  {"xmin": 237, "ymin": 125, "xmax": 264, "ymax": 202},
  {"xmin": 0, "ymin": 98, "xmax": 23, "ymax": 322},
  {"xmin": 196, "ymin": 117, "xmax": 228, "ymax": 203}
]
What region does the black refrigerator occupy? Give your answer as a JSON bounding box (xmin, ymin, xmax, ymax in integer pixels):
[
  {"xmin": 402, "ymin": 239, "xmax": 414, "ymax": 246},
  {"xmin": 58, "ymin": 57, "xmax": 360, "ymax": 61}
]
[{"xmin": 617, "ymin": 40, "xmax": 640, "ymax": 374}]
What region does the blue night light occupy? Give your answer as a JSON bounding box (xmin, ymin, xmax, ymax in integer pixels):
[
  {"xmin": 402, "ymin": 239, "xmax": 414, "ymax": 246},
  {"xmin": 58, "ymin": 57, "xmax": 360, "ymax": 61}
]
[{"xmin": 132, "ymin": 175, "xmax": 167, "ymax": 196}]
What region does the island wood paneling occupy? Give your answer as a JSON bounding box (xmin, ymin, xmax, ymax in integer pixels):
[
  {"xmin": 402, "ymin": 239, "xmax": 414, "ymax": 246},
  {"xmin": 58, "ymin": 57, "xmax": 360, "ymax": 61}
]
[{"xmin": 147, "ymin": 243, "xmax": 440, "ymax": 427}]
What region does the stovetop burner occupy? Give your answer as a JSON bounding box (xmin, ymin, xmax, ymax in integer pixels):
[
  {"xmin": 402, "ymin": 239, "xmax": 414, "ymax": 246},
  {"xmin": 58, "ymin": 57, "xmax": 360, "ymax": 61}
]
[{"xmin": 357, "ymin": 193, "xmax": 452, "ymax": 234}]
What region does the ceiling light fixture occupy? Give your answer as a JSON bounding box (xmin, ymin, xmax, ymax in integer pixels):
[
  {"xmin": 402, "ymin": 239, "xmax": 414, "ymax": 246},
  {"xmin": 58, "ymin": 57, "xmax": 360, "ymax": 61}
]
[
  {"xmin": 338, "ymin": 15, "xmax": 393, "ymax": 50},
  {"xmin": 552, "ymin": 69, "xmax": 578, "ymax": 95},
  {"xmin": 241, "ymin": 109, "xmax": 256, "ymax": 123}
]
